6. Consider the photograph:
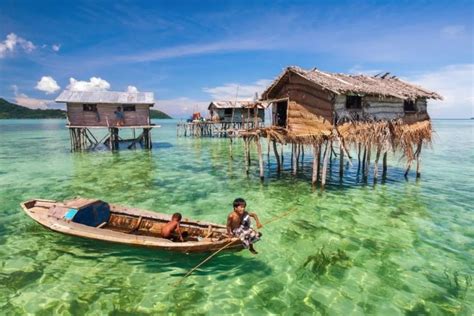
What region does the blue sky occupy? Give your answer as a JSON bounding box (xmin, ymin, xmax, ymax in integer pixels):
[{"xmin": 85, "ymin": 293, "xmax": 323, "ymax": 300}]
[{"xmin": 0, "ymin": 0, "xmax": 472, "ymax": 118}]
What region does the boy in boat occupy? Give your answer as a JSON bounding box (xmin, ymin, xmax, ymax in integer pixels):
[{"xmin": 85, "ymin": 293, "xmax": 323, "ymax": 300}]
[
  {"xmin": 162, "ymin": 212, "xmax": 185, "ymax": 242},
  {"xmin": 227, "ymin": 198, "xmax": 263, "ymax": 254}
]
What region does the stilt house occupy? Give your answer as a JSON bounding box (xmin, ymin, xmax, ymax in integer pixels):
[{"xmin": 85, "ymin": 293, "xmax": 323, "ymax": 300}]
[
  {"xmin": 242, "ymin": 66, "xmax": 442, "ymax": 186},
  {"xmin": 208, "ymin": 101, "xmax": 264, "ymax": 124},
  {"xmin": 56, "ymin": 90, "xmax": 155, "ymax": 151}
]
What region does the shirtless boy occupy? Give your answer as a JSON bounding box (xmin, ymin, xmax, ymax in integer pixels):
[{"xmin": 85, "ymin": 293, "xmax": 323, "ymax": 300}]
[
  {"xmin": 226, "ymin": 198, "xmax": 262, "ymax": 254},
  {"xmin": 162, "ymin": 212, "xmax": 184, "ymax": 242}
]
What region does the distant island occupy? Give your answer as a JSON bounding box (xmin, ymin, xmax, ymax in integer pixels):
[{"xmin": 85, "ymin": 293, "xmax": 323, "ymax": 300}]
[
  {"xmin": 0, "ymin": 98, "xmax": 66, "ymax": 119},
  {"xmin": 0, "ymin": 98, "xmax": 172, "ymax": 119},
  {"xmin": 150, "ymin": 109, "xmax": 172, "ymax": 119}
]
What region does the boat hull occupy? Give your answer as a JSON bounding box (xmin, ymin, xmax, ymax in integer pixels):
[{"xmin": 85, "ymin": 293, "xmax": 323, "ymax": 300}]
[{"xmin": 20, "ymin": 199, "xmax": 244, "ymax": 253}]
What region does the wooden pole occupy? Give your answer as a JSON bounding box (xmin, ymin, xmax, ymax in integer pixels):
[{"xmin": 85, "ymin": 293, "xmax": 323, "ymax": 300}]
[
  {"xmin": 256, "ymin": 137, "xmax": 264, "ymax": 180},
  {"xmin": 382, "ymin": 151, "xmax": 388, "ymax": 179},
  {"xmin": 357, "ymin": 143, "xmax": 362, "ymax": 172},
  {"xmin": 416, "ymin": 142, "xmax": 422, "ymax": 178},
  {"xmin": 339, "ymin": 145, "xmax": 344, "ymax": 178},
  {"xmin": 280, "ymin": 144, "xmax": 284, "ymax": 165},
  {"xmin": 317, "ymin": 142, "xmax": 321, "ymax": 184},
  {"xmin": 244, "ymin": 138, "xmax": 250, "ymax": 174},
  {"xmin": 321, "ymin": 141, "xmax": 330, "ymax": 188},
  {"xmin": 373, "ymin": 147, "xmax": 381, "ymax": 181},
  {"xmin": 272, "ymin": 140, "xmax": 281, "ymax": 173},
  {"xmin": 364, "ymin": 144, "xmax": 371, "ymax": 181},
  {"xmin": 312, "ymin": 143, "xmax": 320, "ymax": 185},
  {"xmin": 292, "ymin": 143, "xmax": 297, "ymax": 175}
]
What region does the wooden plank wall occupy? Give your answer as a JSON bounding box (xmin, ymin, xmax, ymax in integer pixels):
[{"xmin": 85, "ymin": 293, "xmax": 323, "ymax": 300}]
[
  {"xmin": 334, "ymin": 95, "xmax": 429, "ymax": 121},
  {"xmin": 211, "ymin": 108, "xmax": 264, "ymax": 123},
  {"xmin": 272, "ymin": 73, "xmax": 334, "ymax": 133},
  {"xmin": 67, "ymin": 103, "xmax": 150, "ymax": 126}
]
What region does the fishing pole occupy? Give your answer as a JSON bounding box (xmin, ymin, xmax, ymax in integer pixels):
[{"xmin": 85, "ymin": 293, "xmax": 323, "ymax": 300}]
[{"xmin": 172, "ymin": 207, "xmax": 299, "ymax": 287}]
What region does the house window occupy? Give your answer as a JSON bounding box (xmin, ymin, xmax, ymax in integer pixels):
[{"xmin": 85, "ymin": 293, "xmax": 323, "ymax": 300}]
[
  {"xmin": 224, "ymin": 108, "xmax": 233, "ymax": 115},
  {"xmin": 249, "ymin": 109, "xmax": 255, "ymax": 116},
  {"xmin": 404, "ymin": 100, "xmax": 417, "ymax": 112},
  {"xmin": 123, "ymin": 105, "xmax": 136, "ymax": 112},
  {"xmin": 346, "ymin": 96, "xmax": 362, "ymax": 109},
  {"xmin": 83, "ymin": 104, "xmax": 97, "ymax": 112}
]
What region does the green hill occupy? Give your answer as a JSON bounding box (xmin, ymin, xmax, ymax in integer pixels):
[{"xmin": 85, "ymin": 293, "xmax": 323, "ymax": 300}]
[
  {"xmin": 0, "ymin": 98, "xmax": 66, "ymax": 119},
  {"xmin": 150, "ymin": 109, "xmax": 172, "ymax": 119},
  {"xmin": 0, "ymin": 98, "xmax": 172, "ymax": 119}
]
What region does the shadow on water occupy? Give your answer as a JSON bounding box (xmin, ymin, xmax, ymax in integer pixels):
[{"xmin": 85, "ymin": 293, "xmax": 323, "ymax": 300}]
[
  {"xmin": 49, "ymin": 232, "xmax": 272, "ymax": 279},
  {"xmin": 152, "ymin": 142, "xmax": 173, "ymax": 149}
]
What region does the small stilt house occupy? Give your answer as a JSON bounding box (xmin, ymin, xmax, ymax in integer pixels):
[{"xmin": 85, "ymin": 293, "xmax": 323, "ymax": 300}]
[
  {"xmin": 242, "ymin": 66, "xmax": 442, "ymax": 186},
  {"xmin": 208, "ymin": 101, "xmax": 265, "ymax": 124},
  {"xmin": 56, "ymin": 90, "xmax": 155, "ymax": 151}
]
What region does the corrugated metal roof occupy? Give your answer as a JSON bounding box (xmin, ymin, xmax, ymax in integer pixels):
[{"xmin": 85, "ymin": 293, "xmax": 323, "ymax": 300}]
[
  {"xmin": 55, "ymin": 90, "xmax": 155, "ymax": 104},
  {"xmin": 208, "ymin": 101, "xmax": 262, "ymax": 109}
]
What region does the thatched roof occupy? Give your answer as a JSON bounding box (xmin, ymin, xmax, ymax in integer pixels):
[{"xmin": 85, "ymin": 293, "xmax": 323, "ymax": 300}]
[
  {"xmin": 56, "ymin": 90, "xmax": 154, "ymax": 105},
  {"xmin": 261, "ymin": 66, "xmax": 443, "ymax": 101}
]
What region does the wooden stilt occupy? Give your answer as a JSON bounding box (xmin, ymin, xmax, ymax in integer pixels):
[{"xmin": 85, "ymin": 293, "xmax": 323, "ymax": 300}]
[
  {"xmin": 416, "ymin": 142, "xmax": 422, "ymax": 178},
  {"xmin": 301, "ymin": 145, "xmax": 305, "ymax": 163},
  {"xmin": 280, "ymin": 144, "xmax": 284, "ymax": 165},
  {"xmin": 361, "ymin": 145, "xmax": 367, "ymax": 178},
  {"xmin": 292, "ymin": 143, "xmax": 297, "ymax": 175},
  {"xmin": 244, "ymin": 138, "xmax": 250, "ymax": 174},
  {"xmin": 364, "ymin": 144, "xmax": 371, "ymax": 180},
  {"xmin": 357, "ymin": 143, "xmax": 362, "ymax": 172},
  {"xmin": 312, "ymin": 143, "xmax": 320, "ymax": 185},
  {"xmin": 404, "ymin": 161, "xmax": 412, "ymax": 178},
  {"xmin": 339, "ymin": 145, "xmax": 344, "ymax": 178},
  {"xmin": 373, "ymin": 147, "xmax": 381, "ymax": 181},
  {"xmin": 382, "ymin": 152, "xmax": 388, "ymax": 179},
  {"xmin": 256, "ymin": 137, "xmax": 264, "ymax": 180},
  {"xmin": 272, "ymin": 140, "xmax": 281, "ymax": 173},
  {"xmin": 321, "ymin": 141, "xmax": 330, "ymax": 189}
]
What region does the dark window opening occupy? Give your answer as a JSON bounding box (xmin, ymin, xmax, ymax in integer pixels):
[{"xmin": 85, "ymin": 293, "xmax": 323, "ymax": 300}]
[
  {"xmin": 249, "ymin": 108, "xmax": 255, "ymax": 116},
  {"xmin": 346, "ymin": 96, "xmax": 362, "ymax": 109},
  {"xmin": 274, "ymin": 101, "xmax": 288, "ymax": 127},
  {"xmin": 404, "ymin": 100, "xmax": 417, "ymax": 112},
  {"xmin": 224, "ymin": 108, "xmax": 233, "ymax": 115},
  {"xmin": 123, "ymin": 105, "xmax": 136, "ymax": 112},
  {"xmin": 83, "ymin": 104, "xmax": 97, "ymax": 112}
]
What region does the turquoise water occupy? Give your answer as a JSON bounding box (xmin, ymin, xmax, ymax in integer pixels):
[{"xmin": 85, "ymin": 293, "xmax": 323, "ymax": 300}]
[{"xmin": 0, "ymin": 119, "xmax": 472, "ymax": 315}]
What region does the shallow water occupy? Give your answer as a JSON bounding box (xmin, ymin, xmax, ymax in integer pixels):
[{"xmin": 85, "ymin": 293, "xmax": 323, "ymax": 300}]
[{"xmin": 0, "ymin": 119, "xmax": 472, "ymax": 315}]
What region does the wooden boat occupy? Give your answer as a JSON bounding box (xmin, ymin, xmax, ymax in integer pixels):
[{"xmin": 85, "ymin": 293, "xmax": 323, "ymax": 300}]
[{"xmin": 20, "ymin": 198, "xmax": 243, "ymax": 253}]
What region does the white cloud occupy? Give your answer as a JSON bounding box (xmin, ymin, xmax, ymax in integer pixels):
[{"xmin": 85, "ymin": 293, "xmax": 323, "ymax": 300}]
[
  {"xmin": 35, "ymin": 76, "xmax": 61, "ymax": 94},
  {"xmin": 10, "ymin": 85, "xmax": 54, "ymax": 109},
  {"xmin": 67, "ymin": 77, "xmax": 111, "ymax": 91},
  {"xmin": 154, "ymin": 97, "xmax": 208, "ymax": 118},
  {"xmin": 0, "ymin": 33, "xmax": 36, "ymax": 58},
  {"xmin": 115, "ymin": 38, "xmax": 269, "ymax": 63},
  {"xmin": 127, "ymin": 85, "xmax": 138, "ymax": 93},
  {"xmin": 407, "ymin": 64, "xmax": 474, "ymax": 118},
  {"xmin": 440, "ymin": 25, "xmax": 466, "ymax": 39},
  {"xmin": 203, "ymin": 79, "xmax": 272, "ymax": 100},
  {"xmin": 52, "ymin": 44, "xmax": 61, "ymax": 52}
]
